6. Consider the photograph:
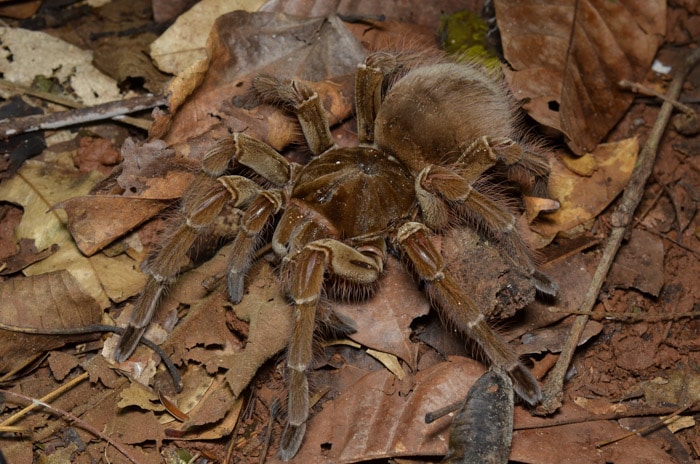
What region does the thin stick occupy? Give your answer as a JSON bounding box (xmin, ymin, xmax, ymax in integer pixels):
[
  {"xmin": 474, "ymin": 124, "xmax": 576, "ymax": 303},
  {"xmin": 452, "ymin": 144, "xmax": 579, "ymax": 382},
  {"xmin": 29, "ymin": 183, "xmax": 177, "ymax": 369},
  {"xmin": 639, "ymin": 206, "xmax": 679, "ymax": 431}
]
[
  {"xmin": 0, "ymin": 79, "xmax": 153, "ymax": 130},
  {"xmin": 0, "ymin": 389, "xmax": 142, "ymax": 464},
  {"xmin": 0, "ymin": 94, "xmax": 166, "ymax": 136},
  {"xmin": 0, "ymin": 372, "xmax": 88, "ymax": 426},
  {"xmin": 538, "ymin": 48, "xmax": 700, "ymax": 413},
  {"xmin": 547, "ymin": 307, "xmax": 700, "ymax": 322},
  {"xmin": 595, "ymin": 402, "xmax": 694, "ymax": 448}
]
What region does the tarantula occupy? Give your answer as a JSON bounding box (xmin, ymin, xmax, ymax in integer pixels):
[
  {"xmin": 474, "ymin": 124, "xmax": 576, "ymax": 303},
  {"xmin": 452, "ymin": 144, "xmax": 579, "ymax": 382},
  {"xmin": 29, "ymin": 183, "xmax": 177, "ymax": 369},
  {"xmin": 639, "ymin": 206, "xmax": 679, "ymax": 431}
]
[{"xmin": 114, "ymin": 51, "xmax": 557, "ymax": 460}]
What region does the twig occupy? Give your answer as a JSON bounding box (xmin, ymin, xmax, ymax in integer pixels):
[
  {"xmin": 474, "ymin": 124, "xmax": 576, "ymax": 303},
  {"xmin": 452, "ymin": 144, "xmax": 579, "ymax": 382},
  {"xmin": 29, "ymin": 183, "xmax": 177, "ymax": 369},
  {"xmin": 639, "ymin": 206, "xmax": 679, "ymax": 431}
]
[
  {"xmin": 618, "ymin": 79, "xmax": 697, "ymax": 119},
  {"xmin": 0, "ymin": 372, "xmax": 88, "ymax": 426},
  {"xmin": 537, "ymin": 48, "xmax": 700, "ymax": 414},
  {"xmin": 0, "ymin": 94, "xmax": 167, "ymax": 137},
  {"xmin": 595, "ymin": 402, "xmax": 694, "ymax": 448},
  {"xmin": 0, "ymin": 389, "xmax": 142, "ymax": 464},
  {"xmin": 0, "ymin": 79, "xmax": 154, "ymax": 131},
  {"xmin": 547, "ymin": 307, "xmax": 700, "ymax": 323},
  {"xmin": 516, "ymin": 402, "xmax": 700, "ymax": 430}
]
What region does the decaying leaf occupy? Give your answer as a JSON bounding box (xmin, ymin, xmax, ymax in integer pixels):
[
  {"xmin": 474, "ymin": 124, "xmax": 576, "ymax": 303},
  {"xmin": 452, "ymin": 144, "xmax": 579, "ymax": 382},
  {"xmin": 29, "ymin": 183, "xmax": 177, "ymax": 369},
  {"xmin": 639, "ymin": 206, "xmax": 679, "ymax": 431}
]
[
  {"xmin": 58, "ymin": 195, "xmax": 170, "ymax": 256},
  {"xmin": 217, "ymin": 262, "xmax": 292, "ymax": 397},
  {"xmin": 607, "ymin": 228, "xmax": 665, "ymax": 296},
  {"xmin": 496, "ymin": 0, "xmax": 665, "ymax": 154},
  {"xmin": 285, "ymin": 357, "xmax": 487, "ymax": 464},
  {"xmin": 0, "ymin": 27, "xmax": 122, "ymax": 105},
  {"xmin": 333, "ymin": 257, "xmax": 430, "ymax": 368},
  {"xmin": 0, "ymin": 270, "xmax": 101, "ymax": 373}
]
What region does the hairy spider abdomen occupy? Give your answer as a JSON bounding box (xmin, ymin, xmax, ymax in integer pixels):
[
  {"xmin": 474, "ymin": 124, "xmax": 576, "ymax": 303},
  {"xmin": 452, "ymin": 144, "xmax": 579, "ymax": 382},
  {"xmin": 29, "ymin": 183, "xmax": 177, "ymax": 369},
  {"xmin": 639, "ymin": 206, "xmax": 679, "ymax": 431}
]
[
  {"xmin": 292, "ymin": 147, "xmax": 414, "ymax": 238},
  {"xmin": 374, "ymin": 62, "xmax": 516, "ymax": 174}
]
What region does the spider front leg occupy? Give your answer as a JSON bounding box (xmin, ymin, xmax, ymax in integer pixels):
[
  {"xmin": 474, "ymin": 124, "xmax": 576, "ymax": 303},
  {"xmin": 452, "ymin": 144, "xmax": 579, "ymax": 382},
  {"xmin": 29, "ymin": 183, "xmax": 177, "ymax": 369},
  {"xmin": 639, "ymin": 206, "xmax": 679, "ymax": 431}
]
[
  {"xmin": 252, "ymin": 76, "xmax": 334, "ymax": 156},
  {"xmin": 279, "ymin": 238, "xmax": 384, "ymax": 460},
  {"xmin": 115, "ymin": 135, "xmax": 291, "ymax": 362},
  {"xmin": 395, "ymin": 222, "xmax": 542, "ymax": 405}
]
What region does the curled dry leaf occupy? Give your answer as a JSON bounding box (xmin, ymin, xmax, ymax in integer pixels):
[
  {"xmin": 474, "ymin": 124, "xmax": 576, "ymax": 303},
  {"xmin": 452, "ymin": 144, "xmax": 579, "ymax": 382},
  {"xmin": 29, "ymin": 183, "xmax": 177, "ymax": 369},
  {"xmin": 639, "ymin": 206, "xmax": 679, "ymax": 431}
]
[
  {"xmin": 495, "ymin": 0, "xmax": 665, "ymax": 154},
  {"xmin": 149, "ymin": 0, "xmax": 267, "ymax": 75}
]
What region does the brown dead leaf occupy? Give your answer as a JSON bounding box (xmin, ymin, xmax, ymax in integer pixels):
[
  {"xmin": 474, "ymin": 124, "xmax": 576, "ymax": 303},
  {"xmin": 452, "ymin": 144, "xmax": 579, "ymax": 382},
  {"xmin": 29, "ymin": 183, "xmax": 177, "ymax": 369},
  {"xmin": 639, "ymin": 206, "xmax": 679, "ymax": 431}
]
[
  {"xmin": 47, "ymin": 351, "xmax": 80, "ymax": 381},
  {"xmin": 496, "ymin": 0, "xmax": 665, "ymax": 154},
  {"xmin": 607, "ymin": 228, "xmax": 665, "ymax": 296},
  {"xmin": 512, "ymin": 419, "xmax": 674, "ymax": 463},
  {"xmin": 93, "ymin": 36, "xmax": 170, "ymax": 94},
  {"xmin": 116, "ymin": 138, "xmax": 197, "ymax": 199},
  {"xmin": 333, "ymin": 257, "xmax": 429, "ymax": 368},
  {"xmin": 58, "ymin": 195, "xmax": 170, "ymax": 256},
  {"xmin": 149, "ymin": 0, "xmax": 267, "ymax": 75},
  {"xmin": 0, "ymin": 238, "xmax": 58, "ymax": 275},
  {"xmin": 281, "ymin": 357, "xmax": 486, "ymax": 464},
  {"xmin": 0, "ymin": 151, "xmax": 145, "ymax": 308},
  {"xmin": 74, "ymin": 136, "xmax": 122, "ymax": 175},
  {"xmin": 0, "ymin": 270, "xmax": 101, "ymax": 373}
]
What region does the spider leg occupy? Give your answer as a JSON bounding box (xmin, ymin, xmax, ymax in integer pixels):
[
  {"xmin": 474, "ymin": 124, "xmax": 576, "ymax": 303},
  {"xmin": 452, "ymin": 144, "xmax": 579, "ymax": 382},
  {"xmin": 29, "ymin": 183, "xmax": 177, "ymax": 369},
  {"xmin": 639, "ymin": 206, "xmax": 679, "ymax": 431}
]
[
  {"xmin": 253, "ymin": 76, "xmax": 334, "ymax": 156},
  {"xmin": 115, "ymin": 177, "xmax": 233, "ymax": 362},
  {"xmin": 115, "ymin": 135, "xmax": 291, "ymax": 362},
  {"xmin": 395, "ymin": 222, "xmax": 542, "ymax": 405},
  {"xmin": 355, "ymin": 61, "xmax": 383, "ymax": 143},
  {"xmin": 458, "ymin": 136, "xmax": 553, "ymax": 198},
  {"xmin": 415, "ymin": 165, "xmax": 558, "ymax": 295},
  {"xmin": 279, "ymin": 238, "xmax": 384, "ymax": 461},
  {"xmin": 225, "ymin": 189, "xmax": 283, "ymax": 303}
]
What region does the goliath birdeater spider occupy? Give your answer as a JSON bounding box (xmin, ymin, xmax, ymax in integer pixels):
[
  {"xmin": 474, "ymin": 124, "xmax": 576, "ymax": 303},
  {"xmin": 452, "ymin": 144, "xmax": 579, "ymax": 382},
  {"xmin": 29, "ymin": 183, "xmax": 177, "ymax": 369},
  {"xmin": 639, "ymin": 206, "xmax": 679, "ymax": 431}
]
[{"xmin": 115, "ymin": 51, "xmax": 558, "ymax": 460}]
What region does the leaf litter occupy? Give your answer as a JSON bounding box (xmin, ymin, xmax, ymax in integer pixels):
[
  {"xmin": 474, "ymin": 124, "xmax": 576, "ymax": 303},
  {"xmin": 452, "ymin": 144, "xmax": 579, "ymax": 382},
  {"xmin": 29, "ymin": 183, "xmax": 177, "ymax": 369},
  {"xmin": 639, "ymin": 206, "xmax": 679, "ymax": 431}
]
[{"xmin": 0, "ymin": 1, "xmax": 699, "ymax": 463}]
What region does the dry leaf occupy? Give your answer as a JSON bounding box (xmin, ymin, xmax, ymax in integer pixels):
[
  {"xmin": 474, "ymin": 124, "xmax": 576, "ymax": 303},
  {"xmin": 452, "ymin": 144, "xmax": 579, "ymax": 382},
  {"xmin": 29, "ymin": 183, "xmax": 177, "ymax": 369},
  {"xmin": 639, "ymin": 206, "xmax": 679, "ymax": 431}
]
[
  {"xmin": 333, "ymin": 257, "xmax": 430, "ymax": 367},
  {"xmin": 0, "ymin": 270, "xmax": 101, "ymax": 373},
  {"xmin": 283, "ymin": 357, "xmax": 487, "ymax": 464},
  {"xmin": 58, "ymin": 195, "xmax": 170, "ymax": 256},
  {"xmin": 496, "ymin": 0, "xmax": 665, "ymax": 154},
  {"xmin": 159, "ymin": 11, "xmax": 365, "ymax": 152},
  {"xmin": 529, "ymin": 138, "xmax": 640, "ymax": 244},
  {"xmin": 149, "ymin": 0, "xmax": 267, "ymax": 75},
  {"xmin": 607, "ymin": 228, "xmax": 665, "ymax": 296},
  {"xmin": 0, "ymin": 151, "xmax": 144, "ymax": 308},
  {"xmin": 218, "ymin": 262, "xmax": 292, "ymax": 397},
  {"xmin": 0, "ymin": 27, "xmax": 122, "ymax": 105}
]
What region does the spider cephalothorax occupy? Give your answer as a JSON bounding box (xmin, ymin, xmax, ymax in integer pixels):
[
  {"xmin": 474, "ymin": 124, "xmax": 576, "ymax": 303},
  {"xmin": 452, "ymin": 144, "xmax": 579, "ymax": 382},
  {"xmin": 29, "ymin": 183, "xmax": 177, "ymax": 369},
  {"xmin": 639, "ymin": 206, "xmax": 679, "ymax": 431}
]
[{"xmin": 114, "ymin": 52, "xmax": 557, "ymax": 460}]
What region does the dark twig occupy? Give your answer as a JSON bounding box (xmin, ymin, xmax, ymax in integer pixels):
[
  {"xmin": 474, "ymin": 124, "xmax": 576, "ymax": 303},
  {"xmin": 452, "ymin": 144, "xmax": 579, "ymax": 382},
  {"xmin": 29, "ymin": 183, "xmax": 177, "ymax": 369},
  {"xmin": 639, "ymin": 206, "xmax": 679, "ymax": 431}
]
[
  {"xmin": 538, "ymin": 48, "xmax": 700, "ymax": 414},
  {"xmin": 0, "ymin": 79, "xmax": 154, "ymax": 130},
  {"xmin": 0, "ymin": 94, "xmax": 166, "ymax": 137}
]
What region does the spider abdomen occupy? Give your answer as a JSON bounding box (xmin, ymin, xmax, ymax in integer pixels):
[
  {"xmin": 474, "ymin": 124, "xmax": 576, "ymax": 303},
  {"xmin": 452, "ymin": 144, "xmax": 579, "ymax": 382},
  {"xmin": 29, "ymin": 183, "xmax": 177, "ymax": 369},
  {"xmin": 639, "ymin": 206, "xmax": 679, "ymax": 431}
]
[
  {"xmin": 375, "ymin": 62, "xmax": 517, "ymax": 174},
  {"xmin": 292, "ymin": 146, "xmax": 414, "ymax": 239}
]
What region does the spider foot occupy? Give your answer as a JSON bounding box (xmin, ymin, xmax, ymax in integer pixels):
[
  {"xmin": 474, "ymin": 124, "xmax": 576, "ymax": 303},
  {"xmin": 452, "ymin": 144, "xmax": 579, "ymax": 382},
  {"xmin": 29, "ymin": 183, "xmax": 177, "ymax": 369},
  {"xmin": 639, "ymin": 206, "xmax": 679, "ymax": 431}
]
[{"xmin": 278, "ymin": 422, "xmax": 306, "ymax": 461}]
